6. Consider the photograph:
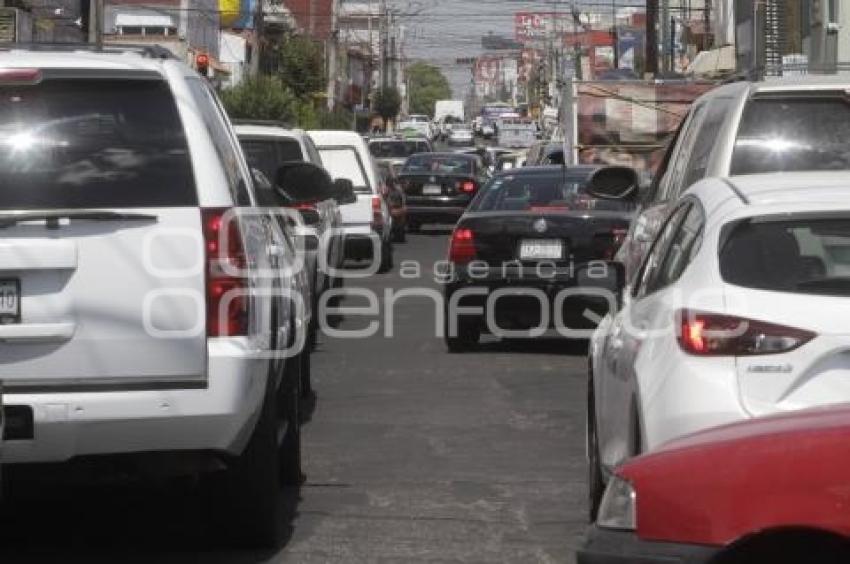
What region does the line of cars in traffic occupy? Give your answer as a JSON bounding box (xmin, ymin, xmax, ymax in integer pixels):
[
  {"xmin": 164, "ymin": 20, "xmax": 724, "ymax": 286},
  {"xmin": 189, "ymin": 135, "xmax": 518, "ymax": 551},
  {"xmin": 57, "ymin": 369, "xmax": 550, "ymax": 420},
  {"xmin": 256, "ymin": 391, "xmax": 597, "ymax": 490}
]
[
  {"xmin": 577, "ymin": 77, "xmax": 850, "ymax": 563},
  {"xmin": 0, "ymin": 44, "xmax": 415, "ymax": 549},
  {"xmin": 390, "ymin": 78, "xmax": 850, "ymax": 562}
]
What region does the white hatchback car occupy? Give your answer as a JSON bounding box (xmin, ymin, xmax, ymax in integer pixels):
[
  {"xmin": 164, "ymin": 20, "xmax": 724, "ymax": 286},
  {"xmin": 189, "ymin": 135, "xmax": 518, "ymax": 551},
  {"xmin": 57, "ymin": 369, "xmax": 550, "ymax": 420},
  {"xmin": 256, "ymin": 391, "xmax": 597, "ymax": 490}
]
[
  {"xmin": 0, "ymin": 45, "xmax": 307, "ymax": 546},
  {"xmin": 588, "ymin": 171, "xmax": 850, "ymax": 517}
]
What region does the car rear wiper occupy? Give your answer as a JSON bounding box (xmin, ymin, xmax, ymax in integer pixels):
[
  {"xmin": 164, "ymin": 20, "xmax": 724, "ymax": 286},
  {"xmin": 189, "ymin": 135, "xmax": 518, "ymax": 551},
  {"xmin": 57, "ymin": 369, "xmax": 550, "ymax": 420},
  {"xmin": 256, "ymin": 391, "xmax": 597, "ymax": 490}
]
[{"xmin": 0, "ymin": 210, "xmax": 158, "ymax": 229}]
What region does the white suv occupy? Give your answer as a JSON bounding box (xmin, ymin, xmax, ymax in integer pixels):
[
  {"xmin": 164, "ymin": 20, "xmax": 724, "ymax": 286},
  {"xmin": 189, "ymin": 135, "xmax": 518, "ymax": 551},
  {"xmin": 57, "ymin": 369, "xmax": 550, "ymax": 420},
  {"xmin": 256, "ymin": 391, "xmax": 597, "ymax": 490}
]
[
  {"xmin": 309, "ymin": 130, "xmax": 394, "ymax": 272},
  {"xmin": 0, "ymin": 46, "xmax": 306, "ymax": 546}
]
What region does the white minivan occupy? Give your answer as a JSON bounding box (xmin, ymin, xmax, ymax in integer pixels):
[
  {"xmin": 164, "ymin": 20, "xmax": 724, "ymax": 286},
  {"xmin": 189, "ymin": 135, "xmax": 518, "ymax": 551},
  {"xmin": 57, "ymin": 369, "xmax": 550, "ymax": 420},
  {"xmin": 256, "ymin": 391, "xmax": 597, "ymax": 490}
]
[
  {"xmin": 309, "ymin": 130, "xmax": 394, "ymax": 272},
  {"xmin": 0, "ymin": 45, "xmax": 307, "ymax": 547}
]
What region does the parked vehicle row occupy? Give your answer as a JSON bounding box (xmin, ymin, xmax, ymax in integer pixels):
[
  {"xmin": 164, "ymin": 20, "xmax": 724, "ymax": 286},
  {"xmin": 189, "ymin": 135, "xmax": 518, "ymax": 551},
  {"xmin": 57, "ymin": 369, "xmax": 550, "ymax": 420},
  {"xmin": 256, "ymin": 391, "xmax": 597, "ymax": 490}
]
[
  {"xmin": 0, "ymin": 44, "xmax": 415, "ymax": 550},
  {"xmin": 0, "ymin": 45, "xmax": 327, "ymax": 548}
]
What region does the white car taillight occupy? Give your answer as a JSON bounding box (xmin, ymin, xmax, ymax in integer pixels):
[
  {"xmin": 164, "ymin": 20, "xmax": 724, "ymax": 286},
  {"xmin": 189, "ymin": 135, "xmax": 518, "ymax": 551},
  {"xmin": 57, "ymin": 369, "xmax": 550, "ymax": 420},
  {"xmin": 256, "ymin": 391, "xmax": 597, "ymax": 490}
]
[{"xmin": 677, "ymin": 309, "xmax": 815, "ymax": 356}]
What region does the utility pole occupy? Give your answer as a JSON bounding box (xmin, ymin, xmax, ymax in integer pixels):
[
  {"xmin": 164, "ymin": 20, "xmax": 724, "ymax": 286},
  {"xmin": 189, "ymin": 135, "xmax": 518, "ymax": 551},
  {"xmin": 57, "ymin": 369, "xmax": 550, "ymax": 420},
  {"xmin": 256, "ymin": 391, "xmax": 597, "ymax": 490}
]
[
  {"xmin": 249, "ymin": 0, "xmax": 263, "ymax": 77},
  {"xmin": 381, "ymin": 2, "xmax": 389, "ymax": 89},
  {"xmin": 661, "ymin": 0, "xmax": 670, "ymax": 73},
  {"xmin": 646, "ymin": 0, "xmax": 658, "ymax": 76},
  {"xmin": 611, "ymin": 0, "xmax": 618, "ymax": 69},
  {"xmin": 327, "ymin": 0, "xmax": 339, "ymax": 111},
  {"xmin": 88, "ymin": 0, "xmax": 102, "ymax": 48}
]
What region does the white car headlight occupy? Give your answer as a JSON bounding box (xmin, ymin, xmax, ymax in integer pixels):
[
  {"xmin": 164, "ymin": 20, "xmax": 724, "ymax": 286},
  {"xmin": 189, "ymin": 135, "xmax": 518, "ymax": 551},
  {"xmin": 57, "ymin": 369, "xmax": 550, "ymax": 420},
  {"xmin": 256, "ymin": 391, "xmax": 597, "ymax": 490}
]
[{"xmin": 596, "ymin": 476, "xmax": 637, "ymax": 531}]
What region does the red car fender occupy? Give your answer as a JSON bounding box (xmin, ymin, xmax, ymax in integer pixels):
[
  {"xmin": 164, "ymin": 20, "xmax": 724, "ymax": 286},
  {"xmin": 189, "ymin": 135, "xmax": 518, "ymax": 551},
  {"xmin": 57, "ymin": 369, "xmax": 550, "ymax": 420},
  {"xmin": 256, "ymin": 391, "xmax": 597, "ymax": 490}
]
[{"xmin": 618, "ymin": 407, "xmax": 850, "ymax": 547}]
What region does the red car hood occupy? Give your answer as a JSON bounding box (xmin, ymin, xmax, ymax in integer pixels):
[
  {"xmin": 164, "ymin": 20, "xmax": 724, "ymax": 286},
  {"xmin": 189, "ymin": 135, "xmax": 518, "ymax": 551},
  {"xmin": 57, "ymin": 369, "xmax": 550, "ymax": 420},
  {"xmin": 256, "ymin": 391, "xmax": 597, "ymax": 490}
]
[
  {"xmin": 619, "ymin": 404, "xmax": 850, "ymax": 547},
  {"xmin": 656, "ymin": 402, "xmax": 850, "ymax": 454}
]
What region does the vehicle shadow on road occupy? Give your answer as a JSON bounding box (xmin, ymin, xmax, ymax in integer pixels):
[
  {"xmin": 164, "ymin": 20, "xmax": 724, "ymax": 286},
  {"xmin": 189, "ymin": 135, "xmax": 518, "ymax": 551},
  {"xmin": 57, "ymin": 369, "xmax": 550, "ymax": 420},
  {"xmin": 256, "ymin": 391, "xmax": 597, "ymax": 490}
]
[
  {"xmin": 0, "ymin": 476, "xmax": 302, "ymax": 563},
  {"xmin": 415, "ymin": 226, "xmax": 453, "ymax": 236},
  {"xmin": 473, "ymin": 337, "xmax": 589, "ymax": 357}
]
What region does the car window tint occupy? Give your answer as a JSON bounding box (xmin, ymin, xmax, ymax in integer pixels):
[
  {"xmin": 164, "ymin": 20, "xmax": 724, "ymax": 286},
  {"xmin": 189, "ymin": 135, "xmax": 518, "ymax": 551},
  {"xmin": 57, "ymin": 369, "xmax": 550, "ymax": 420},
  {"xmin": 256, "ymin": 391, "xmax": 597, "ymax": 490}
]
[
  {"xmin": 680, "ymin": 100, "xmax": 729, "ymax": 194},
  {"xmin": 187, "ymin": 79, "xmax": 252, "ymax": 206},
  {"xmin": 0, "ymin": 77, "xmax": 196, "ymax": 209},
  {"xmin": 648, "ymin": 204, "xmax": 705, "ymax": 293},
  {"xmin": 721, "ymin": 216, "xmax": 850, "ymax": 296},
  {"xmin": 731, "ymin": 96, "xmax": 850, "ymax": 175},
  {"xmin": 403, "ymin": 155, "xmax": 473, "ymax": 174},
  {"xmin": 240, "ymin": 138, "xmax": 303, "ymax": 182},
  {"xmin": 472, "ymin": 174, "xmax": 635, "ymax": 212},
  {"xmin": 634, "ymin": 204, "xmax": 691, "ymax": 299},
  {"xmin": 660, "ymin": 104, "xmax": 704, "ymax": 201},
  {"xmin": 304, "ymin": 137, "xmax": 323, "ymax": 166}
]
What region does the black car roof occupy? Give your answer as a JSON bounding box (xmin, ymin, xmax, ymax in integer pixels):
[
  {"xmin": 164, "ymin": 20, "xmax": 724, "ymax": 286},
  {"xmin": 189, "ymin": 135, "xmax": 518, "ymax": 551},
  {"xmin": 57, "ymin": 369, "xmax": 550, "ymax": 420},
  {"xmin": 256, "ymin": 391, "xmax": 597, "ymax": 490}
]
[
  {"xmin": 495, "ymin": 165, "xmax": 600, "ymax": 178},
  {"xmin": 416, "ymin": 152, "xmax": 478, "ymax": 159}
]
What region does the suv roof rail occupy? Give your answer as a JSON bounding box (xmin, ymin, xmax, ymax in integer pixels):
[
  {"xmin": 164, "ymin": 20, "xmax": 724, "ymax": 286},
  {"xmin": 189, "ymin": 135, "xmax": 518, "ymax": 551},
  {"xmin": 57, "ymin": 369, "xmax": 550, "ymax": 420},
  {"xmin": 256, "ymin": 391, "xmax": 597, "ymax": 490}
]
[
  {"xmin": 231, "ymin": 119, "xmax": 293, "ymax": 129},
  {"xmin": 0, "ymin": 42, "xmax": 178, "ymax": 60}
]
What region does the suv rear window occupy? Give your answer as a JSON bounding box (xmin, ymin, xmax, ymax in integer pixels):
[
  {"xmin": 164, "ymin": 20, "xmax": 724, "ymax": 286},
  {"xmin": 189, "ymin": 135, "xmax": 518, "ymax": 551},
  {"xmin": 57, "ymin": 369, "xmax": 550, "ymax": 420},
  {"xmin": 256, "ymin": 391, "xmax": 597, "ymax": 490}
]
[
  {"xmin": 318, "ymin": 146, "xmax": 371, "ymax": 193},
  {"xmin": 240, "ymin": 138, "xmax": 303, "ymax": 181},
  {"xmin": 721, "ymin": 217, "xmax": 850, "ymax": 296},
  {"xmin": 730, "ymin": 96, "xmax": 850, "ymax": 175},
  {"xmin": 0, "ymin": 78, "xmax": 196, "ymax": 209}
]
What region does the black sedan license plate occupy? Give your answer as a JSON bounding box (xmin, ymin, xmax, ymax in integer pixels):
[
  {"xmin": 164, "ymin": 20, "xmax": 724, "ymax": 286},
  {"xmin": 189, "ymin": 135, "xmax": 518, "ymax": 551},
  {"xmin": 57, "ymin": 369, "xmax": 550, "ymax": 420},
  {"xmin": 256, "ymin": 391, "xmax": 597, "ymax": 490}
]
[
  {"xmin": 520, "ymin": 239, "xmax": 563, "ymax": 260},
  {"xmin": 0, "ymin": 279, "xmax": 20, "ymax": 322}
]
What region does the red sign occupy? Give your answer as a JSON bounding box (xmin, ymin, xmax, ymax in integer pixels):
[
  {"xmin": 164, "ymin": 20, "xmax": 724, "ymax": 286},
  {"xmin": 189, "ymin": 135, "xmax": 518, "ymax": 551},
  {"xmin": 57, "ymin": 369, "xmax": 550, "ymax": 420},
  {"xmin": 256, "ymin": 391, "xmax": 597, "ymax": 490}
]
[{"xmin": 515, "ymin": 11, "xmax": 573, "ymax": 43}]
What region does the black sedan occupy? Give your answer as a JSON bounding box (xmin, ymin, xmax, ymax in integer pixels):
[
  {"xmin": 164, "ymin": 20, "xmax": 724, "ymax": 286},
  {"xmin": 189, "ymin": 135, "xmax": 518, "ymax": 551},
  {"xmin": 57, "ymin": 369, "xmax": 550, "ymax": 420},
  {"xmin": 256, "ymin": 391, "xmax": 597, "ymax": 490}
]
[
  {"xmin": 442, "ymin": 166, "xmax": 636, "ymax": 352},
  {"xmin": 397, "ymin": 153, "xmax": 491, "ymax": 231}
]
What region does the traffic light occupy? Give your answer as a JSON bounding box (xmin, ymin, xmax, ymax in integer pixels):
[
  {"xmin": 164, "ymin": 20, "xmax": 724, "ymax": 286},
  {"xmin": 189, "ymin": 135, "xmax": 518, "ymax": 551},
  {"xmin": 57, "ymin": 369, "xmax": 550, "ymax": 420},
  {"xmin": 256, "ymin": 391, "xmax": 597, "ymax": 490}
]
[{"xmin": 196, "ymin": 53, "xmax": 210, "ymax": 77}]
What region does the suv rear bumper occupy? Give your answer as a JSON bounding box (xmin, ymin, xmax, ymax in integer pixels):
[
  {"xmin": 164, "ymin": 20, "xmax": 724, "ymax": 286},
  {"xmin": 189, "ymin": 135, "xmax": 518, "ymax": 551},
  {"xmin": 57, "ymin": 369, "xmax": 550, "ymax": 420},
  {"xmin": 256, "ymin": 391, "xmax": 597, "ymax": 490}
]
[{"xmin": 2, "ymin": 341, "xmax": 270, "ymax": 464}]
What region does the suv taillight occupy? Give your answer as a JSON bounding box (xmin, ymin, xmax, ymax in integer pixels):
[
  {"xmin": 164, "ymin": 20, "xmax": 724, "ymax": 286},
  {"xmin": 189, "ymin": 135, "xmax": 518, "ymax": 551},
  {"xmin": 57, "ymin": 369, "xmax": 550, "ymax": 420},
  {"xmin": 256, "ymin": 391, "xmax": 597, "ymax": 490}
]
[
  {"xmin": 372, "ymin": 196, "xmax": 384, "ymax": 229},
  {"xmin": 449, "ymin": 228, "xmax": 476, "ymax": 264},
  {"xmin": 677, "ymin": 310, "xmax": 815, "ymax": 356},
  {"xmin": 202, "ymin": 208, "xmax": 249, "ymax": 337},
  {"xmin": 458, "ymin": 180, "xmax": 477, "ymax": 194}
]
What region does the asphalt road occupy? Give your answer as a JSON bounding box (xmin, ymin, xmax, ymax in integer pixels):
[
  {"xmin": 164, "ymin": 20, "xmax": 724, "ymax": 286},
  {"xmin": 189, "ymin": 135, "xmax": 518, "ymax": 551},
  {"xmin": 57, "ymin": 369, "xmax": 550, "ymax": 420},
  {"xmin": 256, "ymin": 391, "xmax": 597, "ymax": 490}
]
[{"xmin": 0, "ymin": 230, "xmax": 591, "ymax": 564}]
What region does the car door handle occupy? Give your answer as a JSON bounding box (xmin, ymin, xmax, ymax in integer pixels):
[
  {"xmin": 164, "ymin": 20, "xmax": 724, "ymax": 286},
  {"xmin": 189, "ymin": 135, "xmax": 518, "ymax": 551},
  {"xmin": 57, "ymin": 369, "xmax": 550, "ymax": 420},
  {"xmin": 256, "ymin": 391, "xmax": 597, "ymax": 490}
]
[{"xmin": 0, "ymin": 322, "xmax": 76, "ymax": 343}]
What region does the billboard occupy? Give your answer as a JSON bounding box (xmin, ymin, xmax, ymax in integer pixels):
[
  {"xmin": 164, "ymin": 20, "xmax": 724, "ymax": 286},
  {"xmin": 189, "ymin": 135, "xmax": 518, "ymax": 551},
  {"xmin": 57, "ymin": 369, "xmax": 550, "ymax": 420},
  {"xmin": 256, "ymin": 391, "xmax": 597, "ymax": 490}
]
[
  {"xmin": 515, "ymin": 11, "xmax": 574, "ymax": 43},
  {"xmin": 575, "ymin": 81, "xmax": 717, "ymax": 173},
  {"xmin": 475, "ymin": 56, "xmax": 503, "ymax": 84}
]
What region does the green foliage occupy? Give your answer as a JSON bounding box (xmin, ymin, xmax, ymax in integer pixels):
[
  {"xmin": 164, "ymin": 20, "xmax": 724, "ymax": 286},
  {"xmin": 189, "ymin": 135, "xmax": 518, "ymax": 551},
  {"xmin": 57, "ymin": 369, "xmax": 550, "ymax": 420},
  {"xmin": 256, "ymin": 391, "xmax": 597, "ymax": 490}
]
[
  {"xmin": 373, "ymin": 86, "xmax": 402, "ymax": 121},
  {"xmin": 266, "ymin": 34, "xmax": 327, "ymax": 99},
  {"xmin": 407, "ymin": 63, "xmax": 451, "ymax": 118},
  {"xmin": 318, "ymin": 108, "xmax": 355, "ymax": 130},
  {"xmin": 220, "ymin": 75, "xmax": 300, "ymax": 123},
  {"xmin": 221, "ymin": 32, "xmax": 360, "ymax": 130}
]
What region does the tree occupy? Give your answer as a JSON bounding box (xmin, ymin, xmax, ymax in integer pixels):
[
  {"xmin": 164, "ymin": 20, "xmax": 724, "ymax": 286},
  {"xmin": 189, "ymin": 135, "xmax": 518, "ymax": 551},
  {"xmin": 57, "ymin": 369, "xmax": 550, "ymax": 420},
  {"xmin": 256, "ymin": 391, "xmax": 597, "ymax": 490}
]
[
  {"xmin": 373, "ymin": 87, "xmax": 402, "ymax": 122},
  {"xmin": 407, "ymin": 62, "xmax": 452, "ymax": 117},
  {"xmin": 220, "ymin": 75, "xmax": 300, "ymax": 123},
  {"xmin": 265, "ymin": 34, "xmax": 327, "ymax": 99}
]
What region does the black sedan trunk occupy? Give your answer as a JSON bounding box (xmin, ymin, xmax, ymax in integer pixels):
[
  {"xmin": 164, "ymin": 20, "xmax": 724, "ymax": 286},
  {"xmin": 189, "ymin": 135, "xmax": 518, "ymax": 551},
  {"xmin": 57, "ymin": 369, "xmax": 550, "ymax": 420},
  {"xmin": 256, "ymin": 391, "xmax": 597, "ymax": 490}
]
[
  {"xmin": 458, "ymin": 210, "xmax": 631, "ymax": 267},
  {"xmin": 398, "ymin": 173, "xmax": 476, "ymax": 199}
]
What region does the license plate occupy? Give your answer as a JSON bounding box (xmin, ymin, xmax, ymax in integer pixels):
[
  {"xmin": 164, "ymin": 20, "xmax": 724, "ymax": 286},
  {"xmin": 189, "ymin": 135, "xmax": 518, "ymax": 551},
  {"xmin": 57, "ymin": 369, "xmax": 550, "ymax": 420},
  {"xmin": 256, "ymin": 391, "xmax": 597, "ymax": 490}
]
[
  {"xmin": 0, "ymin": 280, "xmax": 20, "ymax": 321},
  {"xmin": 520, "ymin": 239, "xmax": 563, "ymax": 260},
  {"xmin": 422, "ymin": 184, "xmax": 442, "ymax": 195}
]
